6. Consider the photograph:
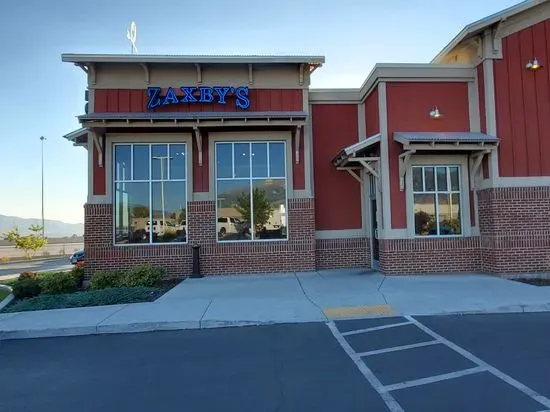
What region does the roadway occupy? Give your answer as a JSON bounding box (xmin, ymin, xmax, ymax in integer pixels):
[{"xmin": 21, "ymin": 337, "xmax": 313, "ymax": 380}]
[
  {"xmin": 0, "ymin": 257, "xmax": 73, "ymax": 278},
  {"xmin": 1, "ymin": 312, "xmax": 550, "ymax": 411}
]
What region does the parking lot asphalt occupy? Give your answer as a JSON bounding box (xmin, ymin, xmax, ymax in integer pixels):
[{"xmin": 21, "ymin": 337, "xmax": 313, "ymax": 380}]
[{"xmin": 2, "ymin": 313, "xmax": 550, "ymax": 411}]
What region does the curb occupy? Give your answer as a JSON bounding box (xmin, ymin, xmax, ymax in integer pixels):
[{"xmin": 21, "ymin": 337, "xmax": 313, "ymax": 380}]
[
  {"xmin": 0, "ymin": 284, "xmax": 14, "ymax": 312},
  {"xmin": 1, "ymin": 304, "xmax": 550, "ymax": 341}
]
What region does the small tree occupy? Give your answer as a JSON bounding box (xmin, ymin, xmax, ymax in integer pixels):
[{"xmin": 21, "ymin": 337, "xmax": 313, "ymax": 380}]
[
  {"xmin": 234, "ymin": 188, "xmax": 273, "ymax": 233},
  {"xmin": 4, "ymin": 225, "xmax": 48, "ymax": 260}
]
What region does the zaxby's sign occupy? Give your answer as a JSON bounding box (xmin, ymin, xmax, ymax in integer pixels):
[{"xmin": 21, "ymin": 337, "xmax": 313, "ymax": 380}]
[{"xmin": 146, "ymin": 86, "xmax": 250, "ymax": 110}]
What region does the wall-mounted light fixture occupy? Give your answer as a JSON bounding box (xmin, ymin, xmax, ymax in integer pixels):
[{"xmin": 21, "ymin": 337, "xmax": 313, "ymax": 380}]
[
  {"xmin": 526, "ymin": 58, "xmax": 542, "ymax": 70},
  {"xmin": 429, "ymin": 106, "xmax": 442, "ymax": 119}
]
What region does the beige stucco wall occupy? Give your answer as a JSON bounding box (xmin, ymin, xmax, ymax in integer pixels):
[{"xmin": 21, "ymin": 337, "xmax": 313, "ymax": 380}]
[{"xmin": 91, "ymin": 63, "xmax": 311, "ymax": 89}]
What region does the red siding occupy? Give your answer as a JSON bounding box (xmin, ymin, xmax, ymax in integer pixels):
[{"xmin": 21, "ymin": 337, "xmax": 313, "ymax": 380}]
[
  {"xmin": 365, "ymin": 87, "xmax": 380, "ymax": 136},
  {"xmin": 312, "ymin": 104, "xmax": 362, "ymax": 230},
  {"xmin": 293, "ymin": 127, "xmax": 305, "ymax": 190},
  {"xmin": 94, "ymin": 89, "xmax": 303, "ymax": 112},
  {"xmin": 478, "ymin": 64, "xmax": 490, "ymax": 180},
  {"xmin": 386, "ymin": 82, "xmax": 470, "ymax": 229},
  {"xmin": 494, "ymin": 21, "xmax": 550, "ymax": 177},
  {"xmin": 93, "ymin": 145, "xmax": 106, "ymax": 195},
  {"xmin": 192, "ymin": 133, "xmax": 209, "ymax": 193}
]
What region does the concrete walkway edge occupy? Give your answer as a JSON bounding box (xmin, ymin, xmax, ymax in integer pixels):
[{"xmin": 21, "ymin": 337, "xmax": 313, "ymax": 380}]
[{"xmin": 1, "ymin": 270, "xmax": 550, "ymax": 341}]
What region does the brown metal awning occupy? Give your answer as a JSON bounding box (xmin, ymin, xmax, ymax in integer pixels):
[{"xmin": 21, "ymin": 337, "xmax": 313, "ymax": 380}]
[
  {"xmin": 394, "ymin": 131, "xmax": 499, "ymax": 149},
  {"xmin": 332, "ymin": 133, "xmax": 381, "ymax": 183},
  {"xmin": 394, "ymin": 131, "xmax": 500, "ymax": 191},
  {"xmin": 77, "ymin": 111, "xmax": 307, "ymax": 128}
]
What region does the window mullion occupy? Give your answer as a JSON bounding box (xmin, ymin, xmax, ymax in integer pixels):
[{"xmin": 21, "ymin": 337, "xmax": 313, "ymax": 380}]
[
  {"xmin": 231, "ymin": 144, "xmax": 235, "ymax": 179},
  {"xmin": 267, "ymin": 142, "xmax": 271, "ymax": 177},
  {"xmin": 422, "ymin": 166, "xmax": 426, "ymax": 191},
  {"xmin": 249, "ymin": 142, "xmax": 254, "ymax": 240}
]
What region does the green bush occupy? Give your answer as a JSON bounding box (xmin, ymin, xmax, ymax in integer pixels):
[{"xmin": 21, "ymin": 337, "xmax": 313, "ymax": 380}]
[
  {"xmin": 39, "ymin": 271, "xmax": 80, "ymax": 295},
  {"xmin": 12, "ymin": 277, "xmax": 42, "ymax": 299},
  {"xmin": 70, "ymin": 267, "xmax": 85, "ymax": 288},
  {"xmin": 89, "ymin": 269, "xmax": 125, "ymax": 290},
  {"xmin": 122, "ymin": 265, "xmax": 164, "ymax": 287}
]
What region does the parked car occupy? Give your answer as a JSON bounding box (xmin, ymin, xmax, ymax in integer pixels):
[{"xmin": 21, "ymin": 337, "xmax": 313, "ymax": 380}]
[{"xmin": 70, "ymin": 248, "xmax": 84, "ymax": 265}]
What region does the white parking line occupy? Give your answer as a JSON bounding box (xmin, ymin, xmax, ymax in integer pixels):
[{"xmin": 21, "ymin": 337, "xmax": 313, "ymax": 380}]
[
  {"xmin": 382, "ymin": 366, "xmax": 485, "ymax": 392},
  {"xmin": 358, "ymin": 340, "xmax": 440, "ymax": 357},
  {"xmin": 327, "ymin": 321, "xmax": 405, "ymax": 412},
  {"xmin": 406, "ymin": 316, "xmax": 550, "ymax": 409},
  {"xmin": 341, "ymin": 321, "xmax": 412, "ymax": 336}
]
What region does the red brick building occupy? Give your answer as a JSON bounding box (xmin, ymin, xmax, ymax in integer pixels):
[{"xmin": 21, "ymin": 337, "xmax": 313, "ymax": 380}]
[{"xmin": 64, "ymin": 0, "xmax": 549, "ymax": 276}]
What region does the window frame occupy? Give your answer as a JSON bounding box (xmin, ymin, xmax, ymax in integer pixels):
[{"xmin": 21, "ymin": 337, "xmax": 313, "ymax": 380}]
[
  {"xmin": 405, "ymin": 155, "xmax": 473, "ymax": 238},
  {"xmin": 111, "ymin": 141, "xmax": 189, "ymax": 246},
  {"xmin": 213, "ymin": 137, "xmax": 291, "ymax": 244}
]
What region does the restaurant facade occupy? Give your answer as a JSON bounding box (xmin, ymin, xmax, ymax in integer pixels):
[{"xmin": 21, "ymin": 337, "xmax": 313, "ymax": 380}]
[{"xmin": 64, "ymin": 0, "xmax": 550, "ymax": 276}]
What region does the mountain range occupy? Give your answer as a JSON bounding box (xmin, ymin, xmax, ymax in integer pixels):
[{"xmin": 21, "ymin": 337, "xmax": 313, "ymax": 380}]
[{"xmin": 0, "ymin": 214, "xmax": 84, "ymax": 238}]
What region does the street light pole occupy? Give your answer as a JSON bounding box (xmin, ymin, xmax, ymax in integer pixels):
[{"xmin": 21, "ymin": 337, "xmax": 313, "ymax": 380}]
[{"xmin": 40, "ymin": 136, "xmax": 47, "ymax": 238}]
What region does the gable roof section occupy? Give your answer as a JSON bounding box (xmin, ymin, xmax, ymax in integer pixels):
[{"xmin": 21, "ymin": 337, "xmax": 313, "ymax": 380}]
[{"xmin": 431, "ymin": 0, "xmax": 548, "ymax": 63}]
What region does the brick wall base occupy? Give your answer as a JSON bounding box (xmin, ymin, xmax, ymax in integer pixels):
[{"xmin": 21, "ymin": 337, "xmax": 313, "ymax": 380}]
[
  {"xmin": 315, "ymin": 238, "xmax": 370, "ymax": 269},
  {"xmin": 478, "ymin": 187, "xmax": 550, "ymax": 273},
  {"xmin": 84, "ymin": 198, "xmax": 316, "ymax": 277},
  {"xmin": 379, "ymin": 237, "xmax": 481, "ymax": 274}
]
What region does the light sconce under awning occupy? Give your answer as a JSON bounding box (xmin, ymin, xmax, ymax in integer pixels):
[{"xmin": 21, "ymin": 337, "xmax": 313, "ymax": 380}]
[{"xmin": 526, "ymin": 58, "xmax": 542, "ymax": 70}]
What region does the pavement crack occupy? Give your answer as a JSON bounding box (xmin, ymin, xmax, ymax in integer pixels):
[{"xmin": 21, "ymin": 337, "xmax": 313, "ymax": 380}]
[
  {"xmin": 95, "ymin": 305, "xmax": 129, "ymax": 330},
  {"xmin": 199, "ymin": 299, "xmax": 213, "ymax": 328},
  {"xmin": 294, "ymin": 272, "xmax": 326, "ymax": 319}
]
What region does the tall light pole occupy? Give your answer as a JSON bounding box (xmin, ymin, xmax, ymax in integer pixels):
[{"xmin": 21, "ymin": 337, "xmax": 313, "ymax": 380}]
[{"xmin": 40, "ymin": 136, "xmax": 47, "ymax": 238}]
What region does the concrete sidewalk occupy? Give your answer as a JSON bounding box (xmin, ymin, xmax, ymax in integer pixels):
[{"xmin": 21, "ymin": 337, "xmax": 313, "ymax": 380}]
[{"xmin": 2, "ymin": 269, "xmax": 550, "ymax": 340}]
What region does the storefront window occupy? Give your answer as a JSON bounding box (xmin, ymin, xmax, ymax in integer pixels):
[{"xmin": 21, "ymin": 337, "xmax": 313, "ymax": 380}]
[
  {"xmin": 113, "ymin": 143, "xmax": 187, "ymax": 244},
  {"xmin": 216, "ymin": 141, "xmax": 287, "ymax": 242},
  {"xmin": 413, "ymin": 165, "xmax": 461, "ymax": 236}
]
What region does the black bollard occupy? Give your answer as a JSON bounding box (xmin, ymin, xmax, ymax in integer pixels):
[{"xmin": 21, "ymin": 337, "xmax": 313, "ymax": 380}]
[{"xmin": 191, "ymin": 243, "xmax": 202, "ymax": 278}]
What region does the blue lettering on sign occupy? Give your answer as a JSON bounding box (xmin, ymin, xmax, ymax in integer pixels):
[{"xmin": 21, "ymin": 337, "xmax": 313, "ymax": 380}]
[{"xmin": 146, "ymin": 86, "xmax": 250, "ymax": 110}]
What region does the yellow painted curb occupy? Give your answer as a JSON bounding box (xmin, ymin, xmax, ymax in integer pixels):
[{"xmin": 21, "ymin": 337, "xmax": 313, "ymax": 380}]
[{"xmin": 323, "ymin": 304, "xmax": 396, "ymax": 319}]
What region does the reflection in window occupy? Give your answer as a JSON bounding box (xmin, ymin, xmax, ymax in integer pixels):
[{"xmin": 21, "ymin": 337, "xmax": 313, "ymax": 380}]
[
  {"xmin": 413, "ymin": 165, "xmax": 462, "ymax": 236},
  {"xmin": 215, "ymin": 141, "xmax": 287, "ymax": 242},
  {"xmin": 114, "ymin": 143, "xmax": 187, "ymax": 245}
]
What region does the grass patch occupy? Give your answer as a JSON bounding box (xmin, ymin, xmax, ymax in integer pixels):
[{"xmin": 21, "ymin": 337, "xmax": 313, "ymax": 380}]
[
  {"xmin": 0, "ymin": 289, "xmax": 10, "ymax": 302},
  {"xmin": 1, "ymin": 278, "xmax": 182, "ymax": 313}
]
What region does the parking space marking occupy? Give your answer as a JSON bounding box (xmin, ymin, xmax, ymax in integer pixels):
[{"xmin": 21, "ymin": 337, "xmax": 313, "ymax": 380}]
[
  {"xmin": 406, "ymin": 315, "xmax": 550, "ymax": 409},
  {"xmin": 357, "ymin": 340, "xmax": 440, "ymax": 357},
  {"xmin": 382, "ymin": 366, "xmax": 485, "ymax": 392},
  {"xmin": 341, "ymin": 321, "xmax": 412, "ymax": 336},
  {"xmin": 327, "ymin": 321, "xmax": 405, "ymax": 412}
]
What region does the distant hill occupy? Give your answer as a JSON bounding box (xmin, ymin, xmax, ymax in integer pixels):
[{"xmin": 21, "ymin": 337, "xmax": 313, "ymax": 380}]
[{"xmin": 0, "ymin": 214, "xmax": 84, "ymax": 238}]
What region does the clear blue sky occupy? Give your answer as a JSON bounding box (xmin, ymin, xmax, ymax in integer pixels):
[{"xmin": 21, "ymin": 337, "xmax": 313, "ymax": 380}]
[{"xmin": 0, "ymin": 0, "xmax": 519, "ymax": 224}]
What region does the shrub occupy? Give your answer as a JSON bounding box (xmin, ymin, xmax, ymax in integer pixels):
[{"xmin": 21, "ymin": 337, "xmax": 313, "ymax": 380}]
[
  {"xmin": 2, "ymin": 287, "xmax": 158, "ymax": 313},
  {"xmin": 122, "ymin": 265, "xmax": 164, "ymax": 287},
  {"xmin": 1, "ymin": 256, "xmax": 9, "ymax": 264},
  {"xmin": 39, "ymin": 271, "xmax": 80, "ymax": 295},
  {"xmin": 19, "ymin": 272, "xmax": 39, "ymax": 280},
  {"xmin": 70, "ymin": 267, "xmax": 85, "ymax": 288},
  {"xmin": 12, "ymin": 277, "xmax": 42, "ymax": 299},
  {"xmin": 89, "ymin": 269, "xmax": 125, "ymax": 290}
]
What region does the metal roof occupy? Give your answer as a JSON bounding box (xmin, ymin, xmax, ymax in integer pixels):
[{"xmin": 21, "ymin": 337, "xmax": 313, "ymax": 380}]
[
  {"xmin": 394, "ymin": 132, "xmax": 499, "ymax": 144},
  {"xmin": 63, "ymin": 127, "xmax": 88, "ymax": 146},
  {"xmin": 78, "ymin": 111, "xmax": 307, "ymax": 121},
  {"xmin": 332, "ymin": 133, "xmax": 381, "ymax": 167},
  {"xmin": 431, "ymin": 0, "xmax": 547, "ymax": 63},
  {"xmin": 62, "ymin": 53, "xmax": 325, "ymax": 66}
]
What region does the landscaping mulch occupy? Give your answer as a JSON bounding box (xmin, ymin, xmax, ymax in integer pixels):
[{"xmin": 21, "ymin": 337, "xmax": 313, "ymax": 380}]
[{"xmin": 511, "ymin": 278, "xmax": 550, "ymax": 287}]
